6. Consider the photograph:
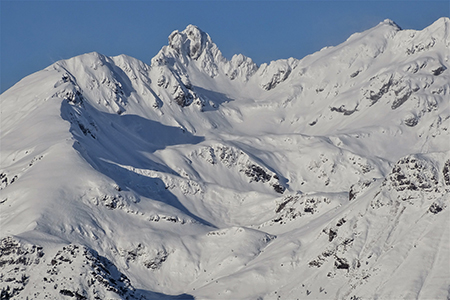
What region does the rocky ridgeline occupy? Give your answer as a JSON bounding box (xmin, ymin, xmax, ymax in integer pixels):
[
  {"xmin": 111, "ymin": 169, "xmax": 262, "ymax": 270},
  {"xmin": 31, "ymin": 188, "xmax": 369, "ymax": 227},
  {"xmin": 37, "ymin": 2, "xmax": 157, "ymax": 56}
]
[
  {"xmin": 1, "ymin": 18, "xmax": 449, "ymax": 300},
  {"xmin": 262, "ymin": 193, "xmax": 335, "ymax": 226},
  {"xmin": 0, "ymin": 237, "xmax": 44, "ymax": 299},
  {"xmin": 371, "ymin": 154, "xmax": 449, "ymax": 213},
  {"xmin": 0, "ymin": 237, "xmax": 143, "ymax": 300},
  {"xmin": 197, "ymin": 144, "xmax": 286, "ymax": 194}
]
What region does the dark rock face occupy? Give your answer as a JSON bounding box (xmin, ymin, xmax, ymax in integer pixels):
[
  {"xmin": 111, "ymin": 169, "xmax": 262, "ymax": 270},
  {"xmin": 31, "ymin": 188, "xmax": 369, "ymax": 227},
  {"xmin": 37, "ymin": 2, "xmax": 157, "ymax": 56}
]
[
  {"xmin": 429, "ymin": 202, "xmax": 443, "ymax": 214},
  {"xmin": 309, "ymin": 218, "xmax": 354, "ymax": 271},
  {"xmin": 363, "ymin": 71, "xmax": 425, "ymax": 114},
  {"xmin": 432, "ymin": 66, "xmax": 446, "ymax": 76},
  {"xmin": 404, "ymin": 115, "xmax": 419, "ymax": 127},
  {"xmin": 244, "ymin": 164, "xmax": 272, "ymax": 183},
  {"xmin": 0, "ymin": 237, "xmax": 44, "ymax": 299},
  {"xmin": 0, "ymin": 238, "xmax": 143, "ymax": 300},
  {"xmin": 143, "ymin": 250, "xmax": 169, "ymax": 270},
  {"xmin": 243, "ymin": 164, "xmax": 285, "ymax": 194},
  {"xmin": 64, "ymin": 89, "xmax": 84, "ymax": 105},
  {"xmin": 200, "ymin": 144, "xmax": 286, "ymax": 194},
  {"xmin": 272, "ymin": 183, "xmax": 286, "ymax": 194},
  {"xmin": 334, "ymin": 257, "xmax": 350, "ymax": 270},
  {"xmin": 388, "ymin": 155, "xmax": 438, "ymax": 192},
  {"xmin": 45, "ymin": 244, "xmax": 138, "ymax": 300},
  {"xmin": 391, "ymin": 90, "xmax": 412, "ymax": 110},
  {"xmin": 368, "ymin": 76, "xmax": 393, "ymax": 104},
  {"xmin": 173, "ymin": 84, "xmax": 194, "ymax": 107},
  {"xmin": 262, "ymin": 68, "xmax": 292, "ymax": 91},
  {"xmin": 272, "ymin": 195, "xmax": 333, "ymax": 225},
  {"xmin": 275, "ymin": 196, "xmax": 297, "ymax": 214},
  {"xmin": 328, "ymin": 229, "xmax": 337, "ymax": 242},
  {"xmin": 330, "ymin": 105, "xmax": 357, "ymax": 115},
  {"xmin": 443, "ymin": 160, "xmax": 450, "ymax": 186},
  {"xmin": 0, "ymin": 173, "xmax": 18, "ymax": 190},
  {"xmin": 349, "ymin": 180, "xmax": 372, "ymax": 201}
]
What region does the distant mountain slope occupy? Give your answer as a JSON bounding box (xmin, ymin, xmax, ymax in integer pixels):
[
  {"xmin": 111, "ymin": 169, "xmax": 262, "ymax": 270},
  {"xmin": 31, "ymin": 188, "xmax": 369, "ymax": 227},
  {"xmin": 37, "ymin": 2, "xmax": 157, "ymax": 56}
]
[{"xmin": 1, "ymin": 18, "xmax": 449, "ymax": 300}]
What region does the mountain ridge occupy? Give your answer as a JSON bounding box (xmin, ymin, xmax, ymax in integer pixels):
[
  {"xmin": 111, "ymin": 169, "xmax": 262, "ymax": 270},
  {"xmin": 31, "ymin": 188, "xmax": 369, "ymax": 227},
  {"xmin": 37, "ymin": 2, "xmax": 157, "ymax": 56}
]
[{"xmin": 1, "ymin": 18, "xmax": 449, "ymax": 300}]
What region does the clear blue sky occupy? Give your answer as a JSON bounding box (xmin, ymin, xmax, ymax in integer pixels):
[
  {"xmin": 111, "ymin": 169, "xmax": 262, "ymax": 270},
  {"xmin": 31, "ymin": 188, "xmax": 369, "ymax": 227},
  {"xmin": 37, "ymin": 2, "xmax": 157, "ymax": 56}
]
[{"xmin": 1, "ymin": 1, "xmax": 448, "ymax": 93}]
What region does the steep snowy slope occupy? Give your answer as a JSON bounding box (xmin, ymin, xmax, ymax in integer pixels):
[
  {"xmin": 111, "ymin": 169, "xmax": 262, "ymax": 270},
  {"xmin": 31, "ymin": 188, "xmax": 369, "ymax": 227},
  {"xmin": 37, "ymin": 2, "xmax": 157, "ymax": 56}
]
[{"xmin": 1, "ymin": 18, "xmax": 449, "ymax": 300}]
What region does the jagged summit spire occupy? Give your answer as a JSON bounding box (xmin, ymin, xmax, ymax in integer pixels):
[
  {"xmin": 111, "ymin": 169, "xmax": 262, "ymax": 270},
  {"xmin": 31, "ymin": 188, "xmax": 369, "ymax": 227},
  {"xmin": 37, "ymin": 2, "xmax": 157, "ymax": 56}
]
[
  {"xmin": 151, "ymin": 24, "xmax": 258, "ymax": 83},
  {"xmin": 152, "ymin": 24, "xmax": 226, "ymax": 78},
  {"xmin": 167, "ymin": 24, "xmax": 214, "ymax": 60}
]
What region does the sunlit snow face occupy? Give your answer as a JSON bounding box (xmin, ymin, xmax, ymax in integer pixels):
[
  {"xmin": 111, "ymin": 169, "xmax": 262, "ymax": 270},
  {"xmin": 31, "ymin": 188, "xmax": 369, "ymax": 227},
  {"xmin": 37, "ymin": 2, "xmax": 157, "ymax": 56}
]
[{"xmin": 1, "ymin": 18, "xmax": 449, "ymax": 300}]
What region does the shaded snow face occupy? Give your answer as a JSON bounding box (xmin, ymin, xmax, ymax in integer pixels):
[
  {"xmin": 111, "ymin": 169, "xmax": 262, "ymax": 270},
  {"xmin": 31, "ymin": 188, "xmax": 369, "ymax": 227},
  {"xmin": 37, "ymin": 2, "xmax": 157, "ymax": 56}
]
[{"xmin": 1, "ymin": 18, "xmax": 449, "ymax": 300}]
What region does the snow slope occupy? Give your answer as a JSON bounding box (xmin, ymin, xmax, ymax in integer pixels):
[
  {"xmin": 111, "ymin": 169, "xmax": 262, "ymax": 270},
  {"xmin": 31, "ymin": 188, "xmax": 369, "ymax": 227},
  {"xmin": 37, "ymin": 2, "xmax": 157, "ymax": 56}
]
[{"xmin": 1, "ymin": 18, "xmax": 449, "ymax": 300}]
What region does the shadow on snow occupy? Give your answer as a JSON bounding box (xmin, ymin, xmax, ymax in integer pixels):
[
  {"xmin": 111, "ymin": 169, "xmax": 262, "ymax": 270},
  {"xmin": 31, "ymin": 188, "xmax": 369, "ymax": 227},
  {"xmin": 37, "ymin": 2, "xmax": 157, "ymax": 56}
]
[{"xmin": 61, "ymin": 99, "xmax": 215, "ymax": 228}]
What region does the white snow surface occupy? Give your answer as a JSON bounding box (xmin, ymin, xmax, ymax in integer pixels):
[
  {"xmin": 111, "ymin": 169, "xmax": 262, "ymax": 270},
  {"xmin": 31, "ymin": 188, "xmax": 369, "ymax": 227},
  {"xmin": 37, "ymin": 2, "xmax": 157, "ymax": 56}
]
[{"xmin": 1, "ymin": 19, "xmax": 449, "ymax": 300}]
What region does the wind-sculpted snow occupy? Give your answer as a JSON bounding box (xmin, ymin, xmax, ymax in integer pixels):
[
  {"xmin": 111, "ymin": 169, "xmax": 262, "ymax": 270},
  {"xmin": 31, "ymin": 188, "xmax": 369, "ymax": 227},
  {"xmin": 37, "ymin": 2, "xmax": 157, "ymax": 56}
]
[{"xmin": 1, "ymin": 18, "xmax": 449, "ymax": 299}]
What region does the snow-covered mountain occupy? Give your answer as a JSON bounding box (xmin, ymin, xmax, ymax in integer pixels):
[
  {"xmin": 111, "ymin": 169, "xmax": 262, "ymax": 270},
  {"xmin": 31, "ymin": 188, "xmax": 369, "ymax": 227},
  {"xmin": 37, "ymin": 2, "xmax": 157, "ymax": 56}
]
[{"xmin": 1, "ymin": 18, "xmax": 449, "ymax": 300}]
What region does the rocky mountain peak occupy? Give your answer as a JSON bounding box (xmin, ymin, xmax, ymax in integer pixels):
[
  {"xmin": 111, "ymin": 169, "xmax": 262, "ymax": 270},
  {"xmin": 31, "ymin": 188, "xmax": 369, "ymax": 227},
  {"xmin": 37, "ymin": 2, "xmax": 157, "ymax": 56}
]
[
  {"xmin": 151, "ymin": 24, "xmax": 225, "ymax": 79},
  {"xmin": 168, "ymin": 24, "xmax": 213, "ymax": 60},
  {"xmin": 1, "ymin": 18, "xmax": 449, "ymax": 300},
  {"xmin": 380, "ymin": 18, "xmax": 402, "ymax": 30}
]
